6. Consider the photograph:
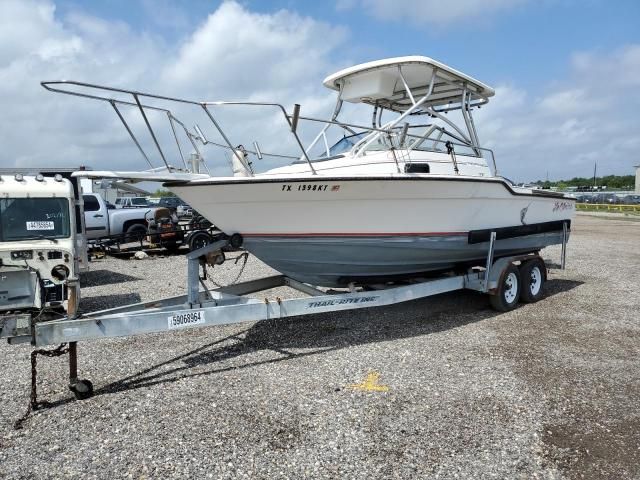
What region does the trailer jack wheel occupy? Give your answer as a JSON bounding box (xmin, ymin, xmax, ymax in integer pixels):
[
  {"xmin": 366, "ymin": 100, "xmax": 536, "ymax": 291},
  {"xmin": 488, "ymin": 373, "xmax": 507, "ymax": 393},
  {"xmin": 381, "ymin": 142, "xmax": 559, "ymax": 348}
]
[{"xmin": 69, "ymin": 379, "xmax": 94, "ymax": 400}]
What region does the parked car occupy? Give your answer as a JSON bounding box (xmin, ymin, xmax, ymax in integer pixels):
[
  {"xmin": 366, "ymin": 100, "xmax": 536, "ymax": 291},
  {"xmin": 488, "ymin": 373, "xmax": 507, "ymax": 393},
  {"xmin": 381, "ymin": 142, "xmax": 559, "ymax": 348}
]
[
  {"xmin": 157, "ymin": 196, "xmax": 188, "ymax": 214},
  {"xmin": 594, "ymin": 193, "xmax": 620, "ymax": 204},
  {"xmin": 83, "ymin": 193, "xmax": 157, "ymax": 240},
  {"xmin": 176, "ymin": 203, "xmax": 193, "ymax": 217},
  {"xmin": 114, "ymin": 197, "xmax": 150, "ymax": 209},
  {"xmin": 622, "ymin": 194, "xmax": 640, "ymax": 205}
]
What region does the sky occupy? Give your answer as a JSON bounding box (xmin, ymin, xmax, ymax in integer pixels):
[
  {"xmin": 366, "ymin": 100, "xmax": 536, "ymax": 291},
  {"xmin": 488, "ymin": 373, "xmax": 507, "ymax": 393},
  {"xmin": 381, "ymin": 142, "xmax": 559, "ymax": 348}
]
[{"xmin": 0, "ymin": 0, "xmax": 639, "ymax": 182}]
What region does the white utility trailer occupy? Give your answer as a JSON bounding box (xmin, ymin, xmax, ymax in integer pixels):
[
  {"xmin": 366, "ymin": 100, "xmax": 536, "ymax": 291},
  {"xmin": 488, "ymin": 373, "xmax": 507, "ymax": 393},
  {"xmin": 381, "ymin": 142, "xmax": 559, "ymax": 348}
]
[{"xmin": 1, "ymin": 226, "xmax": 568, "ymax": 427}]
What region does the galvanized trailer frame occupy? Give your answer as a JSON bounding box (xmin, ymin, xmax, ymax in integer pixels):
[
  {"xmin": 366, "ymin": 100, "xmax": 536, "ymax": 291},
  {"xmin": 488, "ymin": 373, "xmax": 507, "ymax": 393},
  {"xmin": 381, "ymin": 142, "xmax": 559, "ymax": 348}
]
[{"xmin": 1, "ymin": 226, "xmax": 568, "ymax": 416}]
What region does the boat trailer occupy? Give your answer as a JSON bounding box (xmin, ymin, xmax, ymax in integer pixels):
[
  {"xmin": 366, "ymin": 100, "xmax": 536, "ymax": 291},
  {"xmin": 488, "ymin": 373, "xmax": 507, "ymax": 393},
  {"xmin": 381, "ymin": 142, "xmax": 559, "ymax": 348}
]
[{"xmin": 1, "ymin": 226, "xmax": 568, "ymax": 427}]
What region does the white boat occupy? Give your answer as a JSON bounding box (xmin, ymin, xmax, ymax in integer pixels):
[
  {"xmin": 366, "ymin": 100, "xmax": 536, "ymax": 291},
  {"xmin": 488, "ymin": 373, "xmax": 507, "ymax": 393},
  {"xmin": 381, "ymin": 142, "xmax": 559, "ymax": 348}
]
[{"xmin": 45, "ymin": 56, "xmax": 575, "ymax": 287}]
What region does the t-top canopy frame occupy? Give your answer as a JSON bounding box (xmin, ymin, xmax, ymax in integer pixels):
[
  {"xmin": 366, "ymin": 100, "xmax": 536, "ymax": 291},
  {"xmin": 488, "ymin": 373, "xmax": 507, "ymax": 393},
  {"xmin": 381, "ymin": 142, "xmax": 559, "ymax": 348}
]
[
  {"xmin": 41, "ymin": 57, "xmax": 497, "ymax": 177},
  {"xmin": 323, "ymin": 56, "xmax": 495, "ymax": 112}
]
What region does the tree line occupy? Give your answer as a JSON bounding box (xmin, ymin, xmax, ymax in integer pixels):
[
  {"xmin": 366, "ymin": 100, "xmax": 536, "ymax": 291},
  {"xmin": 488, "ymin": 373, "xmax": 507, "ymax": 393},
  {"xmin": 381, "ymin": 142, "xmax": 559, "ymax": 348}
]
[
  {"xmin": 535, "ymin": 175, "xmax": 635, "ymax": 190},
  {"xmin": 153, "ymin": 189, "xmax": 176, "ymax": 197}
]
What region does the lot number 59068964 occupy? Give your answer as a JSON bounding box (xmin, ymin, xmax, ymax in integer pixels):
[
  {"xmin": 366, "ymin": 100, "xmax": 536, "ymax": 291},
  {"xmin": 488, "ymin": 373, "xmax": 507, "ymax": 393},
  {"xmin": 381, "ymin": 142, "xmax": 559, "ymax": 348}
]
[{"xmin": 168, "ymin": 310, "xmax": 205, "ymax": 329}]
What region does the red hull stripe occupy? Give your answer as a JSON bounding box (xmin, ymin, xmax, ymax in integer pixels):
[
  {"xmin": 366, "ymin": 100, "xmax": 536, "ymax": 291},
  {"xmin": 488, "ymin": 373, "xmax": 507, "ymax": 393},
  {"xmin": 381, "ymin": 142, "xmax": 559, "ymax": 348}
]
[{"xmin": 242, "ymin": 232, "xmax": 468, "ymax": 237}]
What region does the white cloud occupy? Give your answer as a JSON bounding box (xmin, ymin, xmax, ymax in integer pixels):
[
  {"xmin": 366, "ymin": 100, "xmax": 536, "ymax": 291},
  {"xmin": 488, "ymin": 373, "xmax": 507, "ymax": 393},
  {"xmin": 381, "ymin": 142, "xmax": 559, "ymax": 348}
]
[
  {"xmin": 0, "ymin": 1, "xmax": 637, "ymax": 184},
  {"xmin": 0, "ymin": 0, "xmax": 346, "ymax": 175},
  {"xmin": 338, "ymin": 0, "xmax": 528, "ymax": 25},
  {"xmin": 475, "ymin": 45, "xmax": 640, "ymax": 181},
  {"xmin": 571, "ymin": 44, "xmax": 640, "ymax": 89}
]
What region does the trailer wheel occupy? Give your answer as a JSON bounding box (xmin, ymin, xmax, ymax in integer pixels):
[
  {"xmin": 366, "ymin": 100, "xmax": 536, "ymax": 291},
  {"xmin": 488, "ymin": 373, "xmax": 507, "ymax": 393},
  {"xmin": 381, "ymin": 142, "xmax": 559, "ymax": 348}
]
[
  {"xmin": 69, "ymin": 379, "xmax": 94, "ymax": 400},
  {"xmin": 188, "ymin": 231, "xmax": 213, "ymax": 252},
  {"xmin": 489, "ymin": 263, "xmax": 521, "ymax": 312},
  {"xmin": 520, "ymin": 258, "xmax": 546, "ymax": 303}
]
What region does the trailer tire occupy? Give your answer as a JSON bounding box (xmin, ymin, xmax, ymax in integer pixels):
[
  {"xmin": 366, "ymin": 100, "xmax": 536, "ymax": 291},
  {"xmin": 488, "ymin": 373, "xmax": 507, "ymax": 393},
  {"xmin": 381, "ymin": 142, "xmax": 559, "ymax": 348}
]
[
  {"xmin": 188, "ymin": 231, "xmax": 213, "ymax": 252},
  {"xmin": 489, "ymin": 263, "xmax": 521, "ymax": 312},
  {"xmin": 520, "ymin": 258, "xmax": 546, "ymax": 303},
  {"xmin": 124, "ymin": 223, "xmax": 147, "ymax": 242}
]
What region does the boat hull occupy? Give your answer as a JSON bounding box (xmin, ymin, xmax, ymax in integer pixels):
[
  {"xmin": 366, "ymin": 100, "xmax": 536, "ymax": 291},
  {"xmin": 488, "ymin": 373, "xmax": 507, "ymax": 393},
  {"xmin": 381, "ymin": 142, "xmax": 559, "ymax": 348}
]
[
  {"xmin": 242, "ymin": 231, "xmax": 565, "ymax": 286},
  {"xmin": 168, "ymin": 176, "xmax": 574, "ymax": 287}
]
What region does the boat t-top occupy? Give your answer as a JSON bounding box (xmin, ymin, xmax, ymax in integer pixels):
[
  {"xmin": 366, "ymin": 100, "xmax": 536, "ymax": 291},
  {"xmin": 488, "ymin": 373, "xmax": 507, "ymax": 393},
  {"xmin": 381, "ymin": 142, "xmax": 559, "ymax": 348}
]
[{"xmin": 43, "ymin": 56, "xmax": 575, "ymax": 287}]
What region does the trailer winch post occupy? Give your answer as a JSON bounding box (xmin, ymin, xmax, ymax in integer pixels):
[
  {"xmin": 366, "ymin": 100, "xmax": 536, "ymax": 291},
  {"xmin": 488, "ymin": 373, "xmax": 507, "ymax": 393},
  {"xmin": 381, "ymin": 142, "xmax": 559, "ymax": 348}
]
[{"xmin": 186, "ymin": 239, "xmax": 229, "ymax": 307}]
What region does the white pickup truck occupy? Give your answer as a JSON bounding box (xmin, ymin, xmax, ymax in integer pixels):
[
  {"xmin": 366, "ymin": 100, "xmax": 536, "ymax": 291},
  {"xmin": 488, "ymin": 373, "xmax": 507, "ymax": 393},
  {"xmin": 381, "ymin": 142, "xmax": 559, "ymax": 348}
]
[
  {"xmin": 114, "ymin": 196, "xmax": 149, "ymax": 209},
  {"xmin": 83, "ymin": 193, "xmax": 156, "ymax": 240}
]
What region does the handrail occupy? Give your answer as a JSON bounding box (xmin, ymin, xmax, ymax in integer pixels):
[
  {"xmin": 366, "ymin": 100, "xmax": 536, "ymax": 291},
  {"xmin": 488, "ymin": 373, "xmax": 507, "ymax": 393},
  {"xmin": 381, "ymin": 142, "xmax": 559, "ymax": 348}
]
[
  {"xmin": 41, "ymin": 80, "xmax": 302, "ymax": 171},
  {"xmin": 202, "ymin": 101, "xmax": 316, "ymax": 174},
  {"xmin": 42, "ymin": 78, "xmax": 497, "ymax": 177}
]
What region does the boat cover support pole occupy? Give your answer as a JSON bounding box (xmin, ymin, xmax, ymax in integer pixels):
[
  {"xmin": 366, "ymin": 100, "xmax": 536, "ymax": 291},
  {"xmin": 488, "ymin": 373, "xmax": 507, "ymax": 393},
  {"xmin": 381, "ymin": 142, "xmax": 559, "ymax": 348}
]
[
  {"xmin": 200, "ymin": 104, "xmax": 258, "ymax": 177},
  {"xmin": 110, "ymin": 100, "xmax": 154, "ymax": 169},
  {"xmin": 167, "ymin": 113, "xmax": 188, "ymax": 171},
  {"xmin": 397, "ymin": 66, "xmax": 415, "ymax": 106},
  {"xmin": 284, "ymin": 105, "xmax": 317, "ymax": 175},
  {"xmin": 484, "ymin": 231, "xmax": 497, "ymax": 292},
  {"xmin": 460, "ymin": 87, "xmax": 481, "ymax": 156},
  {"xmin": 561, "ymin": 222, "xmax": 568, "ymax": 270},
  {"xmin": 133, "ymin": 94, "xmax": 170, "ymax": 170}
]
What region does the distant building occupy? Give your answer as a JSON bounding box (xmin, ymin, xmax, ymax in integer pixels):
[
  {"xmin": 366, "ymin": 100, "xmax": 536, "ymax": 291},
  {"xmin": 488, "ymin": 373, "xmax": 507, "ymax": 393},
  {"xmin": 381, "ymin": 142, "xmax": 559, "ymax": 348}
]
[{"xmin": 636, "ymin": 165, "xmax": 640, "ymax": 193}]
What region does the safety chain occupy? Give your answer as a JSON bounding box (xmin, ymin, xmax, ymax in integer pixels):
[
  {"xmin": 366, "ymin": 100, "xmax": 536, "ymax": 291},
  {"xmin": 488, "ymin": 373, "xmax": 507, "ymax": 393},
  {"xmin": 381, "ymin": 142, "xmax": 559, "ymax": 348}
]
[
  {"xmin": 14, "ymin": 343, "xmax": 69, "ymax": 430},
  {"xmin": 205, "ymin": 252, "xmax": 250, "ymax": 288}
]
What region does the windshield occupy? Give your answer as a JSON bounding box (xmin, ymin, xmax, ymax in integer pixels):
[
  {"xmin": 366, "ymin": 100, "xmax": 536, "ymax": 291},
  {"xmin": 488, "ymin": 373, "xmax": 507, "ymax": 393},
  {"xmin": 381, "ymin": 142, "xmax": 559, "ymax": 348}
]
[
  {"xmin": 327, "ymin": 132, "xmax": 368, "ymax": 157},
  {"xmin": 0, "ymin": 198, "xmax": 71, "ymax": 242},
  {"xmin": 131, "ymin": 198, "xmax": 148, "ymax": 206},
  {"xmin": 316, "ymin": 123, "xmax": 480, "ymax": 160}
]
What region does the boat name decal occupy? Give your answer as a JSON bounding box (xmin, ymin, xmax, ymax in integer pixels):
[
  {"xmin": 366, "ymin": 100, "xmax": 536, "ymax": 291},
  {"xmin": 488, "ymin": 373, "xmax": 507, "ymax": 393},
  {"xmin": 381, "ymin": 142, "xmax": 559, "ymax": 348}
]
[
  {"xmin": 553, "ymin": 201, "xmax": 573, "ymax": 212},
  {"xmin": 520, "ymin": 203, "xmax": 531, "ymax": 225},
  {"xmin": 281, "ymin": 184, "xmax": 339, "ymax": 192},
  {"xmin": 307, "ymin": 296, "xmax": 379, "ymax": 309}
]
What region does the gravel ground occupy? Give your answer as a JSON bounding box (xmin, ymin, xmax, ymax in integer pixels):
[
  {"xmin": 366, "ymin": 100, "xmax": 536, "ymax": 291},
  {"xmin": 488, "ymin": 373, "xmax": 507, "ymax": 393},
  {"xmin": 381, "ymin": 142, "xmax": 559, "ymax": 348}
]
[{"xmin": 0, "ymin": 215, "xmax": 638, "ymax": 479}]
